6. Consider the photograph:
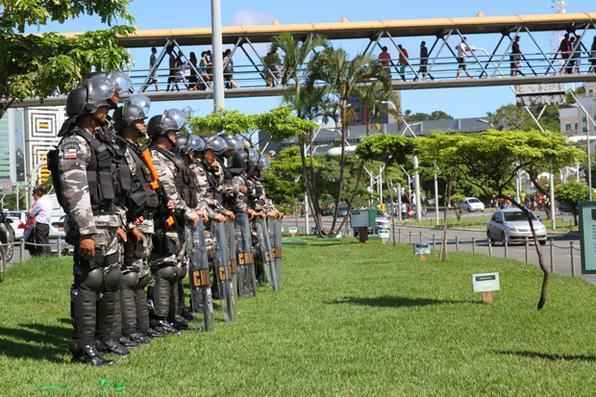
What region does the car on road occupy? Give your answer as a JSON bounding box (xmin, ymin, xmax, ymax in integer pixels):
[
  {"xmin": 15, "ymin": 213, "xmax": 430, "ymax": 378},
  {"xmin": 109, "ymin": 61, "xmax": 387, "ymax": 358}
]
[
  {"xmin": 486, "ymin": 208, "xmax": 547, "ymax": 245},
  {"xmin": 3, "ymin": 211, "xmax": 26, "ymax": 240},
  {"xmin": 458, "ymin": 197, "xmax": 485, "ymax": 212}
]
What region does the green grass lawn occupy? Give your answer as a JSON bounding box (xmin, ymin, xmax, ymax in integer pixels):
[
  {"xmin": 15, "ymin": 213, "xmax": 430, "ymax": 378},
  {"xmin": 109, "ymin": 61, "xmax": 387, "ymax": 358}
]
[{"xmin": 2, "ymin": 239, "xmax": 596, "ymax": 396}]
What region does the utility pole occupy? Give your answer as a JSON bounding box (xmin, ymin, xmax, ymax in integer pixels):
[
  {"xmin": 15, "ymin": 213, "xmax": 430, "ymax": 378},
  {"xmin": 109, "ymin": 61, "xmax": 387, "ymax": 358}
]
[
  {"xmin": 210, "ymin": 0, "xmax": 225, "ymax": 112},
  {"xmin": 433, "ymin": 168, "xmax": 439, "ymax": 226},
  {"xmin": 414, "ymin": 156, "xmax": 422, "ymax": 220}
]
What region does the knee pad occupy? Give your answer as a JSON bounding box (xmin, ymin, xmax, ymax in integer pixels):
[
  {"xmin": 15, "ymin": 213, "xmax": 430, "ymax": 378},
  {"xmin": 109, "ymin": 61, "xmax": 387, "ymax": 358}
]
[
  {"xmin": 158, "ymin": 265, "xmax": 178, "ymax": 282},
  {"xmin": 138, "ymin": 272, "xmax": 152, "ymax": 289},
  {"xmin": 175, "ymin": 264, "xmax": 186, "ymax": 281},
  {"xmin": 104, "ymin": 267, "xmax": 122, "ymax": 292},
  {"xmin": 122, "ymin": 271, "xmax": 139, "ymax": 289},
  {"xmin": 83, "ymin": 268, "xmax": 104, "ymax": 292}
]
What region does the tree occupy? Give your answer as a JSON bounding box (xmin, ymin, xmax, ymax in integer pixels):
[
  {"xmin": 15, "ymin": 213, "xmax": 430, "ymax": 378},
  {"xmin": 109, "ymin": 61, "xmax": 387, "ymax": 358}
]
[
  {"xmin": 188, "ymin": 111, "xmax": 256, "ymax": 137},
  {"xmin": 556, "ymin": 181, "xmax": 590, "ymax": 226},
  {"xmin": 416, "ymin": 134, "xmax": 468, "ymax": 261},
  {"xmin": 453, "ymin": 129, "xmax": 582, "ymax": 310},
  {"xmin": 1, "ymin": 0, "xmax": 134, "ymax": 118},
  {"xmin": 487, "ymin": 104, "xmax": 560, "ymax": 132},
  {"xmin": 404, "ymin": 110, "xmax": 453, "ymax": 123},
  {"xmin": 307, "ymin": 47, "xmax": 389, "ymax": 234},
  {"xmin": 274, "ymin": 33, "xmax": 329, "ymax": 235},
  {"xmin": 354, "ymin": 81, "xmax": 395, "ymax": 136}
]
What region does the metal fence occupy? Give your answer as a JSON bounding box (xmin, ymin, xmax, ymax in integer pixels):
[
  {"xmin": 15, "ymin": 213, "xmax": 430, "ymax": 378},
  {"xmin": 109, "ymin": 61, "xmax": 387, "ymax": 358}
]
[
  {"xmin": 0, "ymin": 238, "xmax": 73, "ymax": 282},
  {"xmin": 389, "ymin": 226, "xmax": 582, "ymax": 278}
]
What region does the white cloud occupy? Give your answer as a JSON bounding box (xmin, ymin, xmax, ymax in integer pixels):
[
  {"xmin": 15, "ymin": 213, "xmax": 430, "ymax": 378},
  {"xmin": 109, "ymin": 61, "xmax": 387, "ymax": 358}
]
[{"xmin": 231, "ymin": 9, "xmax": 276, "ymax": 26}]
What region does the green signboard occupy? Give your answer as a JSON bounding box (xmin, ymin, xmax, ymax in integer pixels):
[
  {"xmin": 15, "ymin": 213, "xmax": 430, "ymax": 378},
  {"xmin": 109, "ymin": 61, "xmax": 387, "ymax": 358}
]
[{"xmin": 579, "ymin": 202, "xmax": 596, "ymax": 274}]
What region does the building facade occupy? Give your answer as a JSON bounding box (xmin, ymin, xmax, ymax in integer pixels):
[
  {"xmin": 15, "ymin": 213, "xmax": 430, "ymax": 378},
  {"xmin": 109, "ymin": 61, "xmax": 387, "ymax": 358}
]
[{"xmin": 559, "ymin": 83, "xmax": 596, "ymax": 137}]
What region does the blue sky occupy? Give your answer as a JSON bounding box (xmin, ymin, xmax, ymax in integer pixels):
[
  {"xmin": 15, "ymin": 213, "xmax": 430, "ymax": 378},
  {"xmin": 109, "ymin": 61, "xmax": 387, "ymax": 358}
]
[{"xmin": 38, "ymin": 0, "xmax": 596, "ymax": 118}]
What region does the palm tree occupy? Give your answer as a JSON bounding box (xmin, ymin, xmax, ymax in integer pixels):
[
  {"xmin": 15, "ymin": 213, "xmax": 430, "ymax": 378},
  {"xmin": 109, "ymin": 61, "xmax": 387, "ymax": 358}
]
[
  {"xmin": 306, "ymin": 47, "xmax": 390, "ymax": 234},
  {"xmin": 355, "ymin": 81, "xmax": 398, "ymax": 136},
  {"xmin": 274, "ymin": 33, "xmax": 328, "ymax": 234}
]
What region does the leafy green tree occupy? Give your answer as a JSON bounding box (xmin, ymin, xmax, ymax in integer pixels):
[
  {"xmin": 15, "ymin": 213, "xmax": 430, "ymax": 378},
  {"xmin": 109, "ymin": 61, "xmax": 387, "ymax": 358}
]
[
  {"xmin": 1, "ymin": 0, "xmax": 134, "ymax": 117},
  {"xmin": 274, "ymin": 33, "xmax": 329, "ymax": 234},
  {"xmin": 416, "ymin": 134, "xmax": 468, "ymax": 261},
  {"xmin": 556, "ymin": 181, "xmax": 590, "ymax": 226},
  {"xmin": 404, "ymin": 110, "xmax": 453, "ymax": 123},
  {"xmin": 487, "ymin": 104, "xmax": 560, "ymax": 132},
  {"xmin": 452, "ymin": 129, "xmax": 582, "ymax": 310},
  {"xmin": 188, "ymin": 111, "xmax": 256, "ymax": 137}
]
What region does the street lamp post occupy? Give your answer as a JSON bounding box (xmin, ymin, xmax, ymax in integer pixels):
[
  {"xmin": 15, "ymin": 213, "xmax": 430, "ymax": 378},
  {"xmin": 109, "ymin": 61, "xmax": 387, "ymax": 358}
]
[
  {"xmin": 383, "ymin": 100, "xmax": 422, "ymax": 220},
  {"xmin": 210, "ymin": 0, "xmax": 225, "ymax": 112}
]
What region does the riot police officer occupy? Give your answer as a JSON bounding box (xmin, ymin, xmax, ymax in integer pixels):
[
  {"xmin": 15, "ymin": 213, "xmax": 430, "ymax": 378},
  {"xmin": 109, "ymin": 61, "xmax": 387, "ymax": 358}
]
[
  {"xmin": 49, "ymin": 76, "xmax": 128, "ymax": 365},
  {"xmin": 113, "ymin": 94, "xmax": 163, "ymax": 342},
  {"xmin": 148, "ymin": 109, "xmax": 200, "ymax": 333}
]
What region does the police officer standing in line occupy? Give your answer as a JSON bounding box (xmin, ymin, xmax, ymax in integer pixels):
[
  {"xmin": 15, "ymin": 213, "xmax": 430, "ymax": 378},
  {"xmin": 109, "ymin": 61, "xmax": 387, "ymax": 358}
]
[
  {"xmin": 203, "ymin": 135, "xmax": 236, "ymax": 297},
  {"xmin": 172, "ymin": 132, "xmax": 207, "ymax": 324},
  {"xmin": 177, "ymin": 136, "xmax": 222, "ymax": 313},
  {"xmin": 85, "ymin": 72, "xmax": 139, "ymax": 354},
  {"xmin": 113, "ymin": 94, "xmax": 164, "ymax": 342},
  {"xmin": 148, "ymin": 109, "xmax": 201, "ymax": 333},
  {"xmin": 50, "ymin": 76, "xmax": 128, "ymax": 365}
]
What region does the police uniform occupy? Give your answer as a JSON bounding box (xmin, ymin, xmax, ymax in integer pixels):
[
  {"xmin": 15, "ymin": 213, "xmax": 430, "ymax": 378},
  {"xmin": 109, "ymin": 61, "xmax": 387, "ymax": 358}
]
[
  {"xmin": 150, "ymin": 146, "xmax": 195, "ymax": 328},
  {"xmin": 55, "ymin": 126, "xmax": 125, "ymax": 357}
]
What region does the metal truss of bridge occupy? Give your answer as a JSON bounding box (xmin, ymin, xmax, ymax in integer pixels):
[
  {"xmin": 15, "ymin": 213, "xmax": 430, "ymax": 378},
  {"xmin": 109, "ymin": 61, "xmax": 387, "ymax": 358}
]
[{"xmin": 9, "ymin": 12, "xmax": 596, "ymax": 107}]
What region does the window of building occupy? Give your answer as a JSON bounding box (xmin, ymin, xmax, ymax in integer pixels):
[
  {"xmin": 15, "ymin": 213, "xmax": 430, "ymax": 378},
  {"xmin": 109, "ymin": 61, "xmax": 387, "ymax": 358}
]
[{"xmin": 566, "ymin": 123, "xmax": 571, "ymax": 131}]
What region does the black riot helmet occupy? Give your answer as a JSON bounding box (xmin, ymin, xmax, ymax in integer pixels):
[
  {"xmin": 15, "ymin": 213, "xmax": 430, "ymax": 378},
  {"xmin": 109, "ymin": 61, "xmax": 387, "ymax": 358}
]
[
  {"xmin": 114, "ymin": 94, "xmax": 151, "ymax": 132},
  {"xmin": 147, "ymin": 108, "xmax": 187, "ymax": 141},
  {"xmin": 65, "ymin": 76, "xmax": 114, "ymax": 118},
  {"xmin": 179, "ymin": 135, "xmax": 206, "ymax": 156},
  {"xmin": 107, "ymin": 71, "xmax": 134, "ymax": 99},
  {"xmin": 258, "ymin": 155, "xmax": 269, "ymax": 170},
  {"xmin": 221, "ymin": 134, "xmax": 238, "ymax": 153},
  {"xmin": 205, "ymin": 135, "xmax": 228, "ymax": 156},
  {"xmin": 247, "ymin": 147, "xmax": 259, "ymax": 167}
]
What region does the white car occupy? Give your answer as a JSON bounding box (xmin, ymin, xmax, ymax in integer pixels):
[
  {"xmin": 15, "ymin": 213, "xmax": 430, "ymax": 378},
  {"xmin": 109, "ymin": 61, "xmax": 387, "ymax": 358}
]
[
  {"xmin": 3, "ymin": 211, "xmax": 27, "ymax": 240},
  {"xmin": 459, "ymin": 197, "xmax": 485, "ymax": 212},
  {"xmin": 486, "ymin": 208, "xmax": 547, "ymax": 245}
]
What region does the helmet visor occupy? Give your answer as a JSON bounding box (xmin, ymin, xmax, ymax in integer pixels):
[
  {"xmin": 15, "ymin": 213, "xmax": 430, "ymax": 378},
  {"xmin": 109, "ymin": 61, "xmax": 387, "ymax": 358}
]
[
  {"xmin": 127, "ymin": 94, "xmax": 151, "ymax": 119},
  {"xmin": 163, "ymin": 108, "xmax": 187, "ymax": 131},
  {"xmin": 108, "ymin": 71, "xmax": 134, "ymax": 98}
]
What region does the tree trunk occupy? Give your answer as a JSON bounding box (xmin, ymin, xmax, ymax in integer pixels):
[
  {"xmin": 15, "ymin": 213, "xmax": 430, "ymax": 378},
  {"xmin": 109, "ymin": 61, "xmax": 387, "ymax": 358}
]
[
  {"xmin": 440, "ymin": 179, "xmax": 452, "ymax": 261},
  {"xmin": 299, "ymin": 142, "xmax": 323, "ymax": 236},
  {"xmin": 330, "ymin": 105, "xmax": 348, "ymax": 234},
  {"xmin": 335, "ymin": 161, "xmax": 366, "ymax": 234},
  {"xmin": 502, "ymin": 195, "xmax": 549, "ymax": 310}
]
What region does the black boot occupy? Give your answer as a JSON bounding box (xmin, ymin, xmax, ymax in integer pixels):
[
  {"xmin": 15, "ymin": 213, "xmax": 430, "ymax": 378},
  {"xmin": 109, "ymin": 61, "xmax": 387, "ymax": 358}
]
[
  {"xmin": 129, "ymin": 333, "xmax": 151, "ymax": 344},
  {"xmin": 72, "ymin": 345, "xmax": 113, "ymax": 366},
  {"xmin": 145, "ymin": 327, "xmax": 164, "ymax": 338},
  {"xmin": 118, "ymin": 336, "xmax": 138, "ymax": 348},
  {"xmin": 151, "ymin": 319, "xmax": 178, "ymax": 335},
  {"xmin": 97, "ymin": 339, "xmax": 129, "ymax": 356}
]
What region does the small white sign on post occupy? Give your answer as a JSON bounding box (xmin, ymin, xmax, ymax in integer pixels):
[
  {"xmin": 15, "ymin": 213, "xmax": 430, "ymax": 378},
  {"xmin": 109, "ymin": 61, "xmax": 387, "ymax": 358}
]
[
  {"xmin": 472, "ymin": 272, "xmax": 500, "ymax": 304},
  {"xmin": 414, "ymin": 243, "xmax": 431, "ymax": 261},
  {"xmin": 288, "ymin": 227, "xmax": 298, "ymax": 237}
]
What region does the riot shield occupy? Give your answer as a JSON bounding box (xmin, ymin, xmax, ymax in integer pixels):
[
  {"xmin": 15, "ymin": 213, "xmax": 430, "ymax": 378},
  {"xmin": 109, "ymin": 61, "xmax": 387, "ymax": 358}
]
[
  {"xmin": 224, "ymin": 220, "xmax": 239, "ymax": 299},
  {"xmin": 190, "ymin": 219, "xmax": 213, "ymax": 331},
  {"xmin": 235, "ymin": 213, "xmax": 257, "ymax": 297},
  {"xmin": 211, "ymin": 221, "xmax": 236, "ymax": 322},
  {"xmin": 269, "ymin": 218, "xmax": 283, "ymax": 290},
  {"xmin": 255, "ymin": 218, "xmax": 279, "ymax": 292}
]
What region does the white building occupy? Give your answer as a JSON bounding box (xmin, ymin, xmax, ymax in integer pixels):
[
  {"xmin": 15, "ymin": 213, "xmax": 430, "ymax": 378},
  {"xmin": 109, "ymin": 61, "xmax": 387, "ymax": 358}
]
[{"xmin": 560, "ymin": 83, "xmax": 596, "ymax": 137}]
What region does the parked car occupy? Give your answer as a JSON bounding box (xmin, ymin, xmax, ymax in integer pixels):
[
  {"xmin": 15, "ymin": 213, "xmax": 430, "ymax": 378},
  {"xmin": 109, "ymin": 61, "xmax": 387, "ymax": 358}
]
[
  {"xmin": 0, "ymin": 211, "xmax": 16, "ymax": 262},
  {"xmin": 3, "ymin": 211, "xmax": 26, "ymax": 240},
  {"xmin": 458, "ymin": 197, "xmax": 486, "ymax": 212},
  {"xmin": 486, "ymin": 208, "xmax": 547, "ymax": 245},
  {"xmin": 375, "ymin": 216, "xmax": 391, "ymax": 235}
]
